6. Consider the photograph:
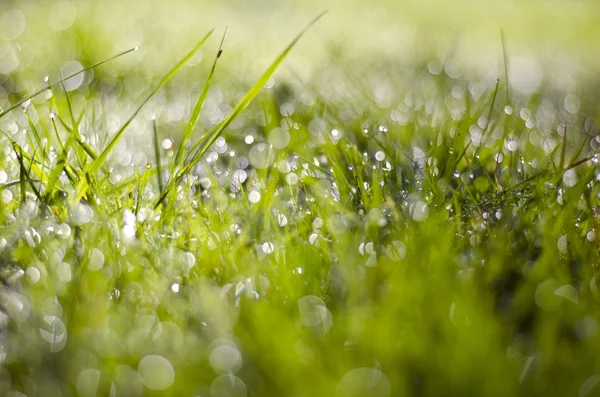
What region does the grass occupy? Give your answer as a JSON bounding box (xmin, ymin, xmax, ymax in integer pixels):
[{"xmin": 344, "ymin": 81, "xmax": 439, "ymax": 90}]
[{"xmin": 1, "ymin": 8, "xmax": 600, "ymax": 397}]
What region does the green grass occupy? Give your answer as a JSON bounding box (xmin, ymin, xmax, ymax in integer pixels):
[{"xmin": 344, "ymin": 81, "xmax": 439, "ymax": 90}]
[{"xmin": 1, "ymin": 7, "xmax": 600, "ymax": 397}]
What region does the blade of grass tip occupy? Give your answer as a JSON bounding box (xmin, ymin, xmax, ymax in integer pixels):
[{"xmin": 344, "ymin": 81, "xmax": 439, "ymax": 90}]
[
  {"xmin": 500, "ymin": 31, "xmax": 509, "ymax": 109},
  {"xmin": 157, "ymin": 13, "xmax": 327, "ymax": 210},
  {"xmin": 24, "ymin": 110, "xmax": 48, "ymax": 162},
  {"xmin": 50, "ymin": 115, "xmax": 65, "ymax": 152},
  {"xmin": 474, "ymin": 78, "xmax": 500, "ymax": 159},
  {"xmin": 75, "ymin": 29, "xmax": 214, "ymax": 201},
  {"xmin": 559, "ymin": 123, "xmax": 567, "ymax": 170},
  {"xmin": 183, "ymin": 12, "xmax": 327, "ymax": 177},
  {"xmin": 152, "ymin": 117, "xmax": 164, "ymax": 195},
  {"xmin": 173, "ymin": 27, "xmax": 228, "ymax": 174},
  {"xmin": 60, "ymin": 79, "xmax": 77, "ymax": 128},
  {"xmin": 0, "ymin": 46, "xmax": 140, "ymax": 121},
  {"xmin": 16, "ymin": 145, "xmax": 26, "ymax": 202}
]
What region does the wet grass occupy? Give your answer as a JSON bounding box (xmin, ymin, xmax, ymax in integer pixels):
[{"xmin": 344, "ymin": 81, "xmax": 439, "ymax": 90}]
[{"xmin": 0, "ymin": 12, "xmax": 600, "ymax": 397}]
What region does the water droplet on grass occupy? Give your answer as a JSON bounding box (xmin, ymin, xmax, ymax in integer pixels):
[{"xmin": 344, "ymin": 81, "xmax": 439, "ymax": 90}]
[
  {"xmin": 161, "ymin": 138, "xmax": 172, "ymax": 150},
  {"xmin": 587, "ymin": 230, "xmax": 596, "ymax": 242}
]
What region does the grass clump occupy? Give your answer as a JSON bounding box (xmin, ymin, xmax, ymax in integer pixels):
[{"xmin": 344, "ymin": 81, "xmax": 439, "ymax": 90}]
[{"xmin": 0, "ymin": 14, "xmax": 600, "ymax": 397}]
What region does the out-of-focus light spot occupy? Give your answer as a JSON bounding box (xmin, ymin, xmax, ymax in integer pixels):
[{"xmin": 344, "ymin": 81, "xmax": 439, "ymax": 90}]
[
  {"xmin": 268, "ymin": 128, "xmax": 291, "ymax": 149},
  {"xmin": 587, "ymin": 230, "xmax": 596, "ymax": 242},
  {"xmin": 564, "ymin": 94, "xmax": 580, "ymax": 114},
  {"xmin": 262, "ymin": 242, "xmax": 274, "ymax": 254},
  {"xmin": 138, "ymin": 355, "xmax": 175, "ymax": 391},
  {"xmin": 336, "ymin": 367, "xmax": 391, "ymax": 397},
  {"xmin": 60, "ymin": 61, "xmax": 84, "ymax": 91},
  {"xmin": 211, "ymin": 374, "xmax": 247, "ymax": 397},
  {"xmin": 428, "ymin": 60, "xmax": 442, "ymax": 75},
  {"xmin": 408, "ymin": 200, "xmax": 429, "ymax": 222},
  {"xmin": 49, "ymin": 1, "xmax": 77, "ymax": 31},
  {"xmin": 285, "ymin": 173, "xmax": 299, "ymax": 185},
  {"xmin": 563, "ymin": 169, "xmax": 578, "ymax": 187},
  {"xmin": 77, "ymin": 369, "xmax": 101, "ymax": 397},
  {"xmin": 114, "ymin": 365, "xmax": 143, "ymax": 397},
  {"xmin": 298, "ymin": 295, "xmax": 333, "ymax": 332},
  {"xmin": 0, "ymin": 43, "xmax": 20, "ymax": 74},
  {"xmin": 26, "ymin": 266, "xmax": 40, "ymax": 284},
  {"xmin": 248, "ymin": 143, "xmax": 274, "ymax": 169},
  {"xmin": 580, "ymin": 374, "xmax": 600, "ymax": 397},
  {"xmin": 248, "ymin": 190, "xmax": 261, "ymax": 203},
  {"xmin": 0, "ymin": 10, "xmax": 26, "ymax": 41},
  {"xmin": 508, "ymin": 56, "xmax": 542, "ymax": 95},
  {"xmin": 507, "ymin": 140, "xmax": 519, "ymax": 152},
  {"xmin": 161, "ymin": 138, "xmax": 173, "ymax": 150},
  {"xmin": 87, "ymin": 248, "xmax": 104, "ymax": 271},
  {"xmin": 209, "ymin": 344, "xmax": 243, "ymax": 374},
  {"xmin": 39, "ymin": 315, "xmax": 67, "ymax": 352}
]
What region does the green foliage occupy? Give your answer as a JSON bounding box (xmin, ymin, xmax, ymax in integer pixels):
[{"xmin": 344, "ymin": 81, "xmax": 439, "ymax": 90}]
[{"xmin": 0, "ymin": 8, "xmax": 600, "ymax": 397}]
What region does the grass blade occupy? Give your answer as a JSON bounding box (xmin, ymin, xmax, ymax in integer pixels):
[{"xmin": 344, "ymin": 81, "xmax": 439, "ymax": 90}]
[
  {"xmin": 559, "ymin": 123, "xmax": 567, "ymax": 170},
  {"xmin": 13, "ymin": 143, "xmax": 42, "ymax": 202},
  {"xmin": 75, "ymin": 29, "xmax": 215, "ymax": 200},
  {"xmin": 44, "ymin": 134, "xmax": 78, "ymax": 204},
  {"xmin": 152, "ymin": 117, "xmax": 164, "ymax": 195},
  {"xmin": 173, "ymin": 27, "xmax": 228, "ymax": 173},
  {"xmin": 155, "ymin": 13, "xmax": 326, "ymax": 209},
  {"xmin": 187, "ymin": 12, "xmax": 326, "ymax": 163}
]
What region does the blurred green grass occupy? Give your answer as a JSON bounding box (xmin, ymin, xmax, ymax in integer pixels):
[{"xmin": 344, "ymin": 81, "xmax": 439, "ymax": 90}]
[{"xmin": 0, "ymin": 1, "xmax": 600, "ymax": 397}]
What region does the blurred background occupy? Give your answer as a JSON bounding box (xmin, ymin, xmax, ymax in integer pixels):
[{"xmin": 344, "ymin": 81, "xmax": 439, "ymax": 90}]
[{"xmin": 1, "ymin": 0, "xmax": 599, "ymax": 83}]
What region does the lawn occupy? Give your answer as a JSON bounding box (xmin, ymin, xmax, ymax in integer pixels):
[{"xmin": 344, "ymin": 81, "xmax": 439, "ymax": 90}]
[{"xmin": 1, "ymin": 1, "xmax": 600, "ymax": 396}]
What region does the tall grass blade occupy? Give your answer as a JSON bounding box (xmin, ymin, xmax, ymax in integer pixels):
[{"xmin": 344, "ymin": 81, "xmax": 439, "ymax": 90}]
[
  {"xmin": 155, "ymin": 13, "xmax": 326, "ymax": 209},
  {"xmin": 173, "ymin": 27, "xmax": 227, "ymax": 173},
  {"xmin": 152, "ymin": 118, "xmax": 164, "ymax": 195},
  {"xmin": 559, "ymin": 123, "xmax": 567, "ymax": 170}
]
